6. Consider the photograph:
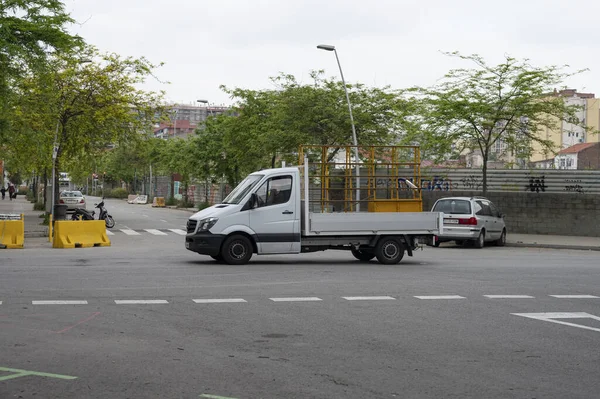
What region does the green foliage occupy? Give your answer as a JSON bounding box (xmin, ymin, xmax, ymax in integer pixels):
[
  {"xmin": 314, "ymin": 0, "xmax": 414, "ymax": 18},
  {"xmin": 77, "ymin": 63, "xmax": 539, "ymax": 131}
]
[
  {"xmin": 176, "ymin": 199, "xmax": 195, "ymax": 209},
  {"xmin": 17, "ymin": 187, "xmax": 28, "ymax": 195},
  {"xmin": 165, "ymin": 197, "xmax": 177, "ymax": 206},
  {"xmin": 34, "ymin": 201, "xmax": 45, "ymax": 211},
  {"xmin": 404, "ymin": 52, "xmax": 588, "ymax": 193},
  {"xmin": 197, "ymin": 201, "xmax": 211, "ymax": 211},
  {"xmin": 103, "ymin": 188, "xmax": 128, "ymax": 199}
]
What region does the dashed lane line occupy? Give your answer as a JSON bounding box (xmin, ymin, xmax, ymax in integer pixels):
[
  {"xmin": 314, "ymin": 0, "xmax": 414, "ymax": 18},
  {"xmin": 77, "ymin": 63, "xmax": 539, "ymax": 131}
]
[
  {"xmin": 144, "ymin": 229, "xmax": 168, "ymax": 236},
  {"xmin": 484, "ymin": 295, "xmax": 535, "ymax": 299},
  {"xmin": 114, "ymin": 300, "xmax": 169, "ymax": 304},
  {"xmin": 549, "ymin": 295, "xmax": 600, "ymax": 299},
  {"xmin": 269, "ymin": 297, "xmax": 323, "ymax": 302},
  {"xmin": 414, "ymin": 295, "xmax": 466, "ymax": 300},
  {"xmin": 193, "ymin": 299, "xmax": 247, "ymax": 303},
  {"xmin": 32, "ymin": 300, "xmax": 88, "ymax": 305},
  {"xmin": 342, "ymin": 296, "xmax": 396, "ymax": 301}
]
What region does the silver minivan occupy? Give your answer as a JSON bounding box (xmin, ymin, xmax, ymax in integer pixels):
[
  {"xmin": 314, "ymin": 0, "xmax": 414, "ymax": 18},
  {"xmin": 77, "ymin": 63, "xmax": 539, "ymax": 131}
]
[{"xmin": 430, "ymin": 196, "xmax": 506, "ymax": 248}]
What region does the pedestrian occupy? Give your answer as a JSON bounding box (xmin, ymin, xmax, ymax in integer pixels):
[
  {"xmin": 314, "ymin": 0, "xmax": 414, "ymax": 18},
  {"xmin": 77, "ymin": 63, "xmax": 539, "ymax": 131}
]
[
  {"xmin": 8, "ymin": 184, "xmax": 15, "ymax": 201},
  {"xmin": 0, "ymin": 186, "xmax": 5, "ymax": 200}
]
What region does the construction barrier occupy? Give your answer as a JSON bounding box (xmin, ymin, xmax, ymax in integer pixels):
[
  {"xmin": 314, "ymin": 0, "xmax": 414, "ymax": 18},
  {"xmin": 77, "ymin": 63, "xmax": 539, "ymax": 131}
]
[
  {"xmin": 152, "ymin": 197, "xmax": 166, "ymax": 207},
  {"xmin": 0, "ymin": 213, "xmax": 24, "ymax": 249},
  {"xmin": 128, "ymin": 194, "xmax": 148, "ymax": 204},
  {"xmin": 127, "ymin": 194, "xmax": 138, "ymax": 203},
  {"xmin": 53, "ymin": 220, "xmax": 111, "ymax": 248}
]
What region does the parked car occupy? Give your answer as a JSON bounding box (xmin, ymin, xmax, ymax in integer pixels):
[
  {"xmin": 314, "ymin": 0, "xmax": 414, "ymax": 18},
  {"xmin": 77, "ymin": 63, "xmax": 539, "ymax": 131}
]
[
  {"xmin": 59, "ymin": 190, "xmax": 86, "ymax": 212},
  {"xmin": 430, "ymin": 196, "xmax": 506, "ymax": 248}
]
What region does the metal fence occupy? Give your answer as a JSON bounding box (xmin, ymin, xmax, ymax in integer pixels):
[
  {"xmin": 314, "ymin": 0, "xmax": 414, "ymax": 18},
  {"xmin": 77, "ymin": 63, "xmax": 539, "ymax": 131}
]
[{"xmin": 412, "ymin": 168, "xmax": 600, "ymax": 195}]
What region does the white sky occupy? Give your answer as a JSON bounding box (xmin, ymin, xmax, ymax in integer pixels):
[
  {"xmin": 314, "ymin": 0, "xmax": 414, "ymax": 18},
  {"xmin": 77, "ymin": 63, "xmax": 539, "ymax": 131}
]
[{"xmin": 66, "ymin": 0, "xmax": 598, "ymax": 107}]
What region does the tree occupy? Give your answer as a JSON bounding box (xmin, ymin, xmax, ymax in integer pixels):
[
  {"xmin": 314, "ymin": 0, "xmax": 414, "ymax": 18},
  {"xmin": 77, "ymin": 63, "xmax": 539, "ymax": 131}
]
[
  {"xmin": 405, "ymin": 52, "xmax": 587, "ymax": 194},
  {"xmin": 197, "ymin": 71, "xmax": 412, "ymax": 186},
  {"xmin": 10, "ymin": 46, "xmax": 165, "ymax": 205},
  {"xmin": 0, "ymin": 0, "xmax": 82, "ymax": 137}
]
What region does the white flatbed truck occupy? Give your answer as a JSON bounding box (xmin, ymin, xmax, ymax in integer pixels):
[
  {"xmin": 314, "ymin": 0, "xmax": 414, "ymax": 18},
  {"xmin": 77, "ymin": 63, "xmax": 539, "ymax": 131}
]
[{"xmin": 185, "ymin": 163, "xmax": 443, "ymax": 265}]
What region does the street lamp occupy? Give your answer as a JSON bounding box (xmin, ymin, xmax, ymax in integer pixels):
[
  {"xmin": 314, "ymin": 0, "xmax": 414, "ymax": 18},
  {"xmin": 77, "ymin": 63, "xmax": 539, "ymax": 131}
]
[{"xmin": 317, "ymin": 44, "xmax": 361, "ymax": 211}]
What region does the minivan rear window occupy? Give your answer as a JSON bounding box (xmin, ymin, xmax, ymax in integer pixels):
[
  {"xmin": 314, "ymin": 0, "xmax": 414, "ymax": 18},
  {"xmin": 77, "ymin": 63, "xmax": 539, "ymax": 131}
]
[{"xmin": 432, "ymin": 199, "xmax": 471, "ymax": 214}]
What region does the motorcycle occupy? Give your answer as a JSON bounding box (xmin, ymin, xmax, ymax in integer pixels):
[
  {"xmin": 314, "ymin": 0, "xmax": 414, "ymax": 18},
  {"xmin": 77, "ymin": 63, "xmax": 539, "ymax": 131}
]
[{"xmin": 71, "ymin": 199, "xmax": 115, "ymax": 228}]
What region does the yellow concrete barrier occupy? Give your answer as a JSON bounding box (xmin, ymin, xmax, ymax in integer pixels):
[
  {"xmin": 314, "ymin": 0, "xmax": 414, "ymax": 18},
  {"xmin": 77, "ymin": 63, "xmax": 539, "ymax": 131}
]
[
  {"xmin": 152, "ymin": 197, "xmax": 166, "ymax": 207},
  {"xmin": 0, "ymin": 214, "xmax": 24, "ymax": 249},
  {"xmin": 53, "ymin": 220, "xmax": 111, "ymax": 248}
]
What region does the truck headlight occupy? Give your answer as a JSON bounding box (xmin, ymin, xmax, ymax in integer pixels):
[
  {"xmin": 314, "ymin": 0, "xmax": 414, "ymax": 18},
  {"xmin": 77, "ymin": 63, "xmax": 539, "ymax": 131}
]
[{"xmin": 198, "ymin": 217, "xmax": 218, "ymax": 231}]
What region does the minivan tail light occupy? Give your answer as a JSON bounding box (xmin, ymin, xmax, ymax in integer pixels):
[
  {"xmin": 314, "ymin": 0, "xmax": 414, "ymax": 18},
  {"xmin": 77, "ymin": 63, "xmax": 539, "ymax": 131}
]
[
  {"xmin": 458, "ymin": 217, "xmax": 477, "ymax": 225},
  {"xmin": 59, "ymin": 199, "xmax": 64, "ymax": 204},
  {"xmin": 79, "ymin": 199, "xmax": 85, "ymax": 203}
]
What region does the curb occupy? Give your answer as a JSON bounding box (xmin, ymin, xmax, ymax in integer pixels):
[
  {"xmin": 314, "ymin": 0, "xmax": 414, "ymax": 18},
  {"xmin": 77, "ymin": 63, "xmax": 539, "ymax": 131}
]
[{"xmin": 506, "ymin": 242, "xmax": 600, "ymax": 251}]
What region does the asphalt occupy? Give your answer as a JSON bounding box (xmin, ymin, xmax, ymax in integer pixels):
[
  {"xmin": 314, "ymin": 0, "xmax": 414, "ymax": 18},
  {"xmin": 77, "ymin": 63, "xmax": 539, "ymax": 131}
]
[{"xmin": 1, "ymin": 194, "xmax": 599, "ymax": 251}]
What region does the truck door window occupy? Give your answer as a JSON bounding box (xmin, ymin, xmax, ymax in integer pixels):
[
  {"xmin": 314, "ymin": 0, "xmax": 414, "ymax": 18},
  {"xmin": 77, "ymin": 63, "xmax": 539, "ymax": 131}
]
[{"xmin": 255, "ymin": 175, "xmax": 292, "ymax": 207}]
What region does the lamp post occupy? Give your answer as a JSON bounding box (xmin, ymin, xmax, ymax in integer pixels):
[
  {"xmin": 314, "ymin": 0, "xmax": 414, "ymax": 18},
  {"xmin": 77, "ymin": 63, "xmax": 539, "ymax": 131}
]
[
  {"xmin": 197, "ymin": 99, "xmax": 224, "ymax": 200},
  {"xmin": 316, "ymin": 44, "xmax": 361, "ymax": 211},
  {"xmin": 51, "ymin": 58, "xmax": 92, "ymax": 221}
]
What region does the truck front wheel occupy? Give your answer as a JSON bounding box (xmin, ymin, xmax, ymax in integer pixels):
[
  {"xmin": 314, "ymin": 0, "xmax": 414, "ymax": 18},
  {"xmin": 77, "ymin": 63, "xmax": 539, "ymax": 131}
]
[
  {"xmin": 351, "ymin": 248, "xmax": 375, "ymax": 262},
  {"xmin": 375, "ymin": 237, "xmax": 404, "ymax": 264},
  {"xmin": 221, "ymin": 235, "xmax": 253, "ymax": 265}
]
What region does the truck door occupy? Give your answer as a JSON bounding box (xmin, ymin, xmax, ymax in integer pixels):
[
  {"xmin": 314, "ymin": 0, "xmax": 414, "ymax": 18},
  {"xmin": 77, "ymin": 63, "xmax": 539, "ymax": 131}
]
[{"xmin": 250, "ymin": 174, "xmax": 298, "ymax": 254}]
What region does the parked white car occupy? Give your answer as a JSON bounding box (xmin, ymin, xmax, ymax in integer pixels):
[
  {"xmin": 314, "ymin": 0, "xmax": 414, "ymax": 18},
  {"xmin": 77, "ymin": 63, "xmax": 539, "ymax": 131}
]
[{"xmin": 430, "ymin": 196, "xmax": 506, "ymax": 248}]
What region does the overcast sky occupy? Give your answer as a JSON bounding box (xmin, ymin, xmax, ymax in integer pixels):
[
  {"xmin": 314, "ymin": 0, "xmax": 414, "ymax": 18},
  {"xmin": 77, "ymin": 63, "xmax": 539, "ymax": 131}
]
[{"xmin": 66, "ymin": 0, "xmax": 598, "ymax": 107}]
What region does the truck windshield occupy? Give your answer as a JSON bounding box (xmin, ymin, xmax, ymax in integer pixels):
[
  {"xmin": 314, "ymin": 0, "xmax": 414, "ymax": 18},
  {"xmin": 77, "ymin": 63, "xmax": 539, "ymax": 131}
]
[{"xmin": 222, "ymin": 174, "xmax": 264, "ymax": 204}]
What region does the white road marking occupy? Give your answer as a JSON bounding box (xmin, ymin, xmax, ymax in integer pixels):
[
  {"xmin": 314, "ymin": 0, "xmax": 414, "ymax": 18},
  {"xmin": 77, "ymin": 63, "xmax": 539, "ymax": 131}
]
[
  {"xmin": 549, "ymin": 295, "xmax": 599, "ymax": 299},
  {"xmin": 512, "ymin": 312, "xmax": 600, "ymax": 333},
  {"xmin": 193, "ymin": 299, "xmax": 247, "ymax": 303},
  {"xmin": 0, "ymin": 301, "xmax": 2, "ymax": 305},
  {"xmin": 414, "ymin": 295, "xmax": 465, "ymax": 299},
  {"xmin": 120, "ymin": 229, "xmax": 140, "ymax": 236},
  {"xmin": 161, "ymin": 219, "xmax": 168, "ymax": 223},
  {"xmin": 342, "ymin": 296, "xmax": 396, "ymax": 301},
  {"xmin": 144, "ymin": 229, "xmax": 168, "ymax": 236},
  {"xmin": 114, "ymin": 300, "xmax": 169, "ymax": 304},
  {"xmin": 269, "ymin": 297, "xmax": 322, "ymax": 302},
  {"xmin": 484, "ymin": 295, "xmax": 534, "ymax": 299},
  {"xmin": 106, "ymin": 230, "xmax": 115, "ymax": 236},
  {"xmin": 168, "ymin": 229, "xmax": 187, "ymax": 235},
  {"xmin": 142, "ymin": 214, "xmax": 149, "ymax": 218},
  {"xmin": 32, "ymin": 300, "xmax": 88, "ymax": 305}
]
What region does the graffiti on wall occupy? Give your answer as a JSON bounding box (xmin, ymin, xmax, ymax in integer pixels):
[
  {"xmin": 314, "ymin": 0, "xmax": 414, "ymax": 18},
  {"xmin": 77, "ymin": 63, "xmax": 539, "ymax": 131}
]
[
  {"xmin": 526, "ymin": 174, "xmax": 548, "ymax": 193},
  {"xmin": 460, "ymin": 175, "xmax": 482, "ymax": 190},
  {"xmin": 564, "ymin": 179, "xmax": 585, "ymax": 194}
]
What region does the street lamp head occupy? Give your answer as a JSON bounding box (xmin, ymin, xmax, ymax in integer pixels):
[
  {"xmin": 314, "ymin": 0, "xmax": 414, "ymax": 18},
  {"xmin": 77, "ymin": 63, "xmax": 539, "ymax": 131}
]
[
  {"xmin": 317, "ymin": 44, "xmax": 335, "ymax": 51},
  {"xmin": 196, "ymin": 99, "xmax": 208, "ymax": 104}
]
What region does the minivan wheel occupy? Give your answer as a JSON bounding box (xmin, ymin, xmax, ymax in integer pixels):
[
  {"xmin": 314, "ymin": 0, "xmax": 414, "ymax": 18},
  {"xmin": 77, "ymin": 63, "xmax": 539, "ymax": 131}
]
[
  {"xmin": 375, "ymin": 237, "xmax": 404, "ymax": 264},
  {"xmin": 221, "ymin": 235, "xmax": 253, "ymax": 265},
  {"xmin": 495, "ymin": 229, "xmax": 506, "ymax": 247},
  {"xmin": 474, "ymin": 231, "xmax": 485, "ymax": 249}
]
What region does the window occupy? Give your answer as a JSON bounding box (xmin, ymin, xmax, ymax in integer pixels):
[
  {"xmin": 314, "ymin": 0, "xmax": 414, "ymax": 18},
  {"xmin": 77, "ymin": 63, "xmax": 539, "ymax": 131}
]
[
  {"xmin": 432, "ymin": 199, "xmax": 471, "ymax": 214},
  {"xmin": 488, "ymin": 202, "xmax": 500, "ymax": 218},
  {"xmin": 475, "ymin": 200, "xmax": 492, "ymax": 216},
  {"xmin": 255, "ymin": 175, "xmax": 292, "ymax": 207}
]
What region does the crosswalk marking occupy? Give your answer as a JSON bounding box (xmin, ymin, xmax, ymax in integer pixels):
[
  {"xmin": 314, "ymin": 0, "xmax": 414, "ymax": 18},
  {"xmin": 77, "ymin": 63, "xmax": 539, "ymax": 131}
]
[
  {"xmin": 168, "ymin": 229, "xmax": 187, "ymax": 235},
  {"xmin": 342, "ymin": 296, "xmax": 396, "ymax": 301},
  {"xmin": 120, "ymin": 229, "xmax": 141, "ymax": 236},
  {"xmin": 106, "ymin": 230, "xmax": 114, "ymax": 236},
  {"xmin": 269, "ymin": 297, "xmax": 322, "ymax": 302},
  {"xmin": 414, "ymin": 295, "xmax": 465, "ymax": 300},
  {"xmin": 549, "ymin": 295, "xmax": 599, "ymax": 299},
  {"xmin": 193, "ymin": 299, "xmax": 247, "ymax": 303},
  {"xmin": 484, "ymin": 295, "xmax": 535, "ymax": 299},
  {"xmin": 144, "ymin": 229, "xmax": 168, "ymax": 236}
]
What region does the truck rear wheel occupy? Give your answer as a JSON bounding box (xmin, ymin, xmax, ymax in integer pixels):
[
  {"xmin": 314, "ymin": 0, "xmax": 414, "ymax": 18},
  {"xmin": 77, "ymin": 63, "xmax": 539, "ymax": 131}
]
[
  {"xmin": 375, "ymin": 237, "xmax": 404, "ymax": 264},
  {"xmin": 221, "ymin": 235, "xmax": 253, "ymax": 265},
  {"xmin": 351, "ymin": 248, "xmax": 375, "ymax": 262}
]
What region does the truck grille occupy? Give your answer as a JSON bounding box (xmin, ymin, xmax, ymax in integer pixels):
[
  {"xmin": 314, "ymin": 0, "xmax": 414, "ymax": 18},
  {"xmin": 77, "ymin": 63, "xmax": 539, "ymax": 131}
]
[{"xmin": 186, "ymin": 219, "xmax": 197, "ymax": 234}]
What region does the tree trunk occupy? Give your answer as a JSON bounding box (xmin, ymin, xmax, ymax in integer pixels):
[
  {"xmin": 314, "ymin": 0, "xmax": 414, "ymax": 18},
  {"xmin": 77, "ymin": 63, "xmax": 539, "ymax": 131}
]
[
  {"xmin": 43, "ymin": 169, "xmax": 48, "ymax": 208},
  {"xmin": 170, "ymin": 174, "xmax": 175, "ymax": 200},
  {"xmin": 482, "ymin": 149, "xmax": 489, "ymax": 196}
]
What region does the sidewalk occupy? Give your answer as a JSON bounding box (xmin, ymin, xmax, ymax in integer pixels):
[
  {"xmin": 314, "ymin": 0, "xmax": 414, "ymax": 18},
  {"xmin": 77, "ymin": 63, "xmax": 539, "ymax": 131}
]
[
  {"xmin": 506, "ymin": 233, "xmax": 600, "ymax": 251},
  {"xmin": 0, "ymin": 195, "xmax": 48, "ymax": 238}
]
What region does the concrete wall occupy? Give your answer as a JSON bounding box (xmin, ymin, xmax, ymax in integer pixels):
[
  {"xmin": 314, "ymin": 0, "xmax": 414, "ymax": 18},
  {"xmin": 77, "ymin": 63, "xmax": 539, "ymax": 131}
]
[{"xmin": 422, "ymin": 191, "xmax": 600, "ymax": 237}]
